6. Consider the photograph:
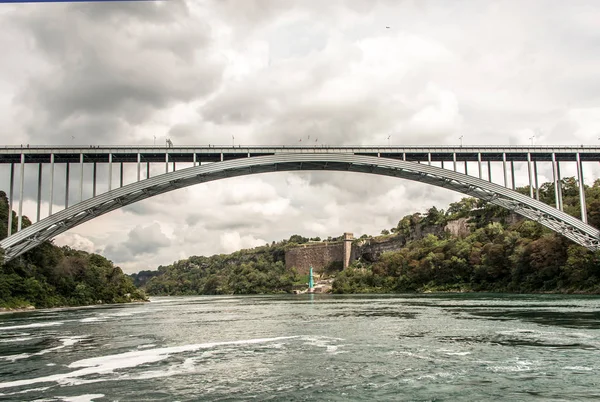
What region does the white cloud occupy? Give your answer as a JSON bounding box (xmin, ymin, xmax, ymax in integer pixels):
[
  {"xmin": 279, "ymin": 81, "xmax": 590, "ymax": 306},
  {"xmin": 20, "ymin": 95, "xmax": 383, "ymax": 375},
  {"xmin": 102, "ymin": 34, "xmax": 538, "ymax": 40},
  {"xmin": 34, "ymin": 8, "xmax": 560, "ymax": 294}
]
[
  {"xmin": 54, "ymin": 233, "xmax": 96, "ymax": 254},
  {"xmin": 220, "ymin": 231, "xmax": 266, "ymax": 253}
]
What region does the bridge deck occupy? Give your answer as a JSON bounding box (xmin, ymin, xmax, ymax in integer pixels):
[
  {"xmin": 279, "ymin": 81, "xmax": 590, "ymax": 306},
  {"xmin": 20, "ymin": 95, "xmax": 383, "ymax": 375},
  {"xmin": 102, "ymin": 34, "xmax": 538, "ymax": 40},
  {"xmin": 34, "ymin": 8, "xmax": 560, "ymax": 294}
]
[{"xmin": 1, "ymin": 145, "xmax": 600, "ymax": 163}]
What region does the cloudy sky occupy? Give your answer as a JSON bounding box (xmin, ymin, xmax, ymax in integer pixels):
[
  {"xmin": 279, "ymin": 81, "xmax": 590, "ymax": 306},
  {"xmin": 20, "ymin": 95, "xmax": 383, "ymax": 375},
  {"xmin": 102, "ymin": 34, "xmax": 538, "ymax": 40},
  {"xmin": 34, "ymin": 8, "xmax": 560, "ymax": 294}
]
[{"xmin": 2, "ymin": 0, "xmax": 600, "ymax": 272}]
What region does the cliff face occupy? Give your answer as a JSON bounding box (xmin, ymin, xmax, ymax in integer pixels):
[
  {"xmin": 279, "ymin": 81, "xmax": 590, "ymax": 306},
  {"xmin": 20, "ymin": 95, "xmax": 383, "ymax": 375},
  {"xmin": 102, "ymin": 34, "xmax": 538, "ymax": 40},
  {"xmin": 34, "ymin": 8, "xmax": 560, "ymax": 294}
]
[{"xmin": 284, "ymin": 217, "xmax": 479, "ymax": 274}]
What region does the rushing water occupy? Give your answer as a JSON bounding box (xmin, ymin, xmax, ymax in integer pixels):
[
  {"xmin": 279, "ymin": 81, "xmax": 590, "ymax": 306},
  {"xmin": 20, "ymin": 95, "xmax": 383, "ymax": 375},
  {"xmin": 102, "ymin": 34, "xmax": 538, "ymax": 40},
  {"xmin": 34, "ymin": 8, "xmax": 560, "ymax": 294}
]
[{"xmin": 0, "ymin": 294, "xmax": 600, "ymax": 401}]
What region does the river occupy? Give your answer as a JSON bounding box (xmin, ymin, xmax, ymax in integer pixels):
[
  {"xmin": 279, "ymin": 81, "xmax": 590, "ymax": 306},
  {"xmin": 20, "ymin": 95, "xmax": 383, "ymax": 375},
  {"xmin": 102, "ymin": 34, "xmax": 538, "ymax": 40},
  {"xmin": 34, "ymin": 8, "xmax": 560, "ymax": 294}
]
[{"xmin": 0, "ymin": 294, "xmax": 599, "ymax": 401}]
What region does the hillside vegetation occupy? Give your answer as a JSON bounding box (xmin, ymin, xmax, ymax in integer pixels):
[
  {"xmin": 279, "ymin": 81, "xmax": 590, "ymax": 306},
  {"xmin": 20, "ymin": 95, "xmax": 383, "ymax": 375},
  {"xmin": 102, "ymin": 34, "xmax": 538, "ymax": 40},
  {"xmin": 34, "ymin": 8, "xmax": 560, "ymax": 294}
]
[
  {"xmin": 0, "ymin": 191, "xmax": 147, "ymax": 309},
  {"xmin": 138, "ymin": 177, "xmax": 600, "ymax": 296},
  {"xmin": 334, "ymin": 178, "xmax": 600, "ymax": 294},
  {"xmin": 139, "ymin": 240, "xmax": 301, "ymax": 295}
]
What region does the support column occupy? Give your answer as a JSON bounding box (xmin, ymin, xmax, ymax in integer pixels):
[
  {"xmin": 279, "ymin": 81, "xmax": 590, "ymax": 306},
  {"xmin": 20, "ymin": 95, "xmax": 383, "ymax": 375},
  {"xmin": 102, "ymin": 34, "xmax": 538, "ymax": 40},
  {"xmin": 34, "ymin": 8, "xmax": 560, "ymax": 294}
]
[
  {"xmin": 402, "ymin": 152, "xmax": 406, "ymax": 161},
  {"xmin": 48, "ymin": 154, "xmax": 54, "ymax": 215},
  {"xmin": 137, "ymin": 153, "xmax": 141, "ymax": 181},
  {"xmin": 92, "ymin": 162, "xmax": 97, "ymax": 197},
  {"xmin": 477, "ymin": 153, "xmax": 482, "ymax": 179},
  {"xmin": 220, "ymin": 153, "xmax": 224, "ymax": 162},
  {"xmin": 557, "ymin": 159, "xmax": 564, "ymax": 211},
  {"xmin": 65, "ymin": 163, "xmax": 70, "ymax": 209},
  {"xmin": 551, "ymin": 153, "xmax": 559, "ymax": 208},
  {"xmin": 165, "ymin": 152, "xmax": 169, "ymax": 173},
  {"xmin": 173, "ymin": 161, "xmax": 176, "ymax": 171},
  {"xmin": 36, "ymin": 163, "xmax": 42, "ymax": 222},
  {"xmin": 146, "ymin": 162, "xmax": 150, "ymax": 179},
  {"xmin": 441, "ymin": 160, "xmax": 445, "ymax": 169},
  {"xmin": 79, "ymin": 153, "xmax": 84, "ymax": 203},
  {"xmin": 576, "ymin": 153, "xmax": 587, "ymax": 223},
  {"xmin": 552, "ymin": 153, "xmax": 564, "ymax": 210},
  {"xmin": 510, "ymin": 161, "xmax": 516, "ymax": 190},
  {"xmin": 464, "ymin": 160, "xmax": 468, "ymax": 175},
  {"xmin": 487, "ymin": 161, "xmax": 492, "ymax": 182},
  {"xmin": 502, "ymin": 153, "xmax": 508, "ymax": 188},
  {"xmin": 7, "ymin": 163, "xmax": 14, "ymax": 236},
  {"xmin": 427, "ymin": 152, "xmax": 431, "ymax": 166},
  {"xmin": 527, "ymin": 153, "xmax": 534, "ymax": 197},
  {"xmin": 120, "ymin": 162, "xmax": 124, "ymax": 188},
  {"xmin": 108, "ymin": 154, "xmax": 113, "ymax": 191},
  {"xmin": 533, "ymin": 161, "xmax": 540, "ymax": 201},
  {"xmin": 193, "ymin": 153, "xmax": 197, "ymax": 167},
  {"xmin": 18, "ymin": 153, "xmax": 24, "ymax": 231},
  {"xmin": 453, "ymin": 153, "xmax": 457, "ymax": 172}
]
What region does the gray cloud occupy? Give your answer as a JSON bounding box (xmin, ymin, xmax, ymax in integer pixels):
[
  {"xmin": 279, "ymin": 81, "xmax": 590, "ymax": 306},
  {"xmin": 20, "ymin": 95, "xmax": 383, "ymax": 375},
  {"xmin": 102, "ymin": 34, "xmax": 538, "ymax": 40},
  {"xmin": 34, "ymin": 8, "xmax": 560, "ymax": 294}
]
[
  {"xmin": 10, "ymin": 1, "xmax": 223, "ymax": 145},
  {"xmin": 4, "ymin": 0, "xmax": 600, "ymax": 272},
  {"xmin": 104, "ymin": 222, "xmax": 170, "ymax": 262}
]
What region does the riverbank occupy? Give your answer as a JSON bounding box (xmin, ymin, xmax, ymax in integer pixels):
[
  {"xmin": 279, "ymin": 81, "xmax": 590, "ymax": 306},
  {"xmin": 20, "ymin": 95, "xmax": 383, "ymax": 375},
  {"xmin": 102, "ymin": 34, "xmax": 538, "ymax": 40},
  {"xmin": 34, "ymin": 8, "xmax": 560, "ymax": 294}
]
[{"xmin": 0, "ymin": 298, "xmax": 150, "ymax": 315}]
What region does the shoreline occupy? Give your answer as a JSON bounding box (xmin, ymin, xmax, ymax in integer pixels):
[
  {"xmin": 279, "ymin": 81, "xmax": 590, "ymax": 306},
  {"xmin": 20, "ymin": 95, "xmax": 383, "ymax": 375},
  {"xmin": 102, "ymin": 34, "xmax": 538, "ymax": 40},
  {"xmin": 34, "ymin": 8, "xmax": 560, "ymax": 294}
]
[{"xmin": 0, "ymin": 299, "xmax": 150, "ymax": 315}]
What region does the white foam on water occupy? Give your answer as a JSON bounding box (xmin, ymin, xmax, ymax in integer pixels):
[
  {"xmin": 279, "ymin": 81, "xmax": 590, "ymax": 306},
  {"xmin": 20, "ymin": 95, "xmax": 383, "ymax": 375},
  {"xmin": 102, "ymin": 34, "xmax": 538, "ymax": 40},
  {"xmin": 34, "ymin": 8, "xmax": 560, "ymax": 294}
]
[
  {"xmin": 115, "ymin": 357, "xmax": 200, "ymax": 383},
  {"xmin": 564, "ymin": 366, "xmax": 593, "ymax": 371},
  {"xmin": 489, "ymin": 359, "xmax": 538, "ymax": 373},
  {"xmin": 0, "ymin": 336, "xmax": 86, "ymax": 362},
  {"xmin": 301, "ymin": 335, "xmax": 345, "ymax": 352},
  {"xmin": 136, "ymin": 344, "xmax": 156, "ymax": 349},
  {"xmin": 58, "ymin": 394, "xmax": 105, "ymax": 402},
  {"xmin": 436, "ymin": 348, "xmax": 471, "ymax": 356},
  {"xmin": 566, "ymin": 332, "xmax": 594, "ymax": 339},
  {"xmin": 264, "ymin": 343, "xmax": 284, "ymax": 349},
  {"xmin": 0, "ymin": 336, "xmax": 35, "ymax": 343},
  {"xmin": 0, "ymin": 336, "xmax": 298, "ymax": 390},
  {"xmin": 79, "ymin": 317, "xmax": 104, "ymax": 323},
  {"xmin": 0, "ymin": 322, "xmax": 63, "ymax": 331},
  {"xmin": 147, "ymin": 298, "xmax": 178, "ymax": 303},
  {"xmin": 106, "ymin": 312, "xmax": 135, "ymax": 317},
  {"xmin": 0, "ymin": 386, "xmax": 51, "ymax": 396},
  {"xmin": 393, "ymin": 350, "xmax": 440, "ymax": 362}
]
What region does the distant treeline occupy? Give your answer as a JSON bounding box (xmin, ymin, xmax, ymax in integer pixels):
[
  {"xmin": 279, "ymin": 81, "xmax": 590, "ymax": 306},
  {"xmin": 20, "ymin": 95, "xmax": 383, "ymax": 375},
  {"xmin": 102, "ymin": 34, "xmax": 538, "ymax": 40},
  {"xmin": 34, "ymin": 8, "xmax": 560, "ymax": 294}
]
[
  {"xmin": 0, "ymin": 191, "xmax": 147, "ymax": 309},
  {"xmin": 134, "ymin": 240, "xmax": 301, "ymax": 295}
]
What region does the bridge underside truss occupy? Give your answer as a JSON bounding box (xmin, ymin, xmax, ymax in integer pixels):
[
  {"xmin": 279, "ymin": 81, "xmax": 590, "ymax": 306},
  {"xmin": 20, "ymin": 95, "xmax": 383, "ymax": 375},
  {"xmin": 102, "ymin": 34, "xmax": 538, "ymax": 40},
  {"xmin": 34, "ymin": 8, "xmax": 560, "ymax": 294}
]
[{"xmin": 2, "ymin": 154, "xmax": 599, "ymax": 262}]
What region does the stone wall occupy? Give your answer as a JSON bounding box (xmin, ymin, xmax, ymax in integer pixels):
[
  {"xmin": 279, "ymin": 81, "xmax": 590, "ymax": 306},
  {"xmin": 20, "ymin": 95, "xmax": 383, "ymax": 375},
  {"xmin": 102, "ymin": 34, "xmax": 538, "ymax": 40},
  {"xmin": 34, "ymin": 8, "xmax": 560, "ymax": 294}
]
[
  {"xmin": 285, "ymin": 242, "xmax": 345, "ymax": 275},
  {"xmin": 286, "ymin": 218, "xmax": 481, "ymax": 273}
]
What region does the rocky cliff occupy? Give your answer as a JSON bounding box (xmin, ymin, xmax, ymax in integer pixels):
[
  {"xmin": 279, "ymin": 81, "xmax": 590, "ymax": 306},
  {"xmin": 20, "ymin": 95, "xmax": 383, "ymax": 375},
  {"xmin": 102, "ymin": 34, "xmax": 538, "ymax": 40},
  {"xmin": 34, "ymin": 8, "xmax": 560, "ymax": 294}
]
[{"xmin": 285, "ymin": 218, "xmax": 475, "ymax": 274}]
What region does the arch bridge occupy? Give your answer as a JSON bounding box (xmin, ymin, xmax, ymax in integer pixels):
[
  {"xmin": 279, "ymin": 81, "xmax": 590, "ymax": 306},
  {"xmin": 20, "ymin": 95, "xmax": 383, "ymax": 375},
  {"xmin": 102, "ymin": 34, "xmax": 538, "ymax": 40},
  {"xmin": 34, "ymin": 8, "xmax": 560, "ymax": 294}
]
[{"xmin": 1, "ymin": 145, "xmax": 600, "ymax": 262}]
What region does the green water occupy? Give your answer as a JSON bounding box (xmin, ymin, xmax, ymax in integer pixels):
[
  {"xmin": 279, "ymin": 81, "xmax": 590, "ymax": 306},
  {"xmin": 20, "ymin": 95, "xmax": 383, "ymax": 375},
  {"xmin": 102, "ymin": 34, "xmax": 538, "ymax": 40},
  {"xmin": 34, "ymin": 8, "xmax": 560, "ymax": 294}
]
[{"xmin": 0, "ymin": 294, "xmax": 599, "ymax": 401}]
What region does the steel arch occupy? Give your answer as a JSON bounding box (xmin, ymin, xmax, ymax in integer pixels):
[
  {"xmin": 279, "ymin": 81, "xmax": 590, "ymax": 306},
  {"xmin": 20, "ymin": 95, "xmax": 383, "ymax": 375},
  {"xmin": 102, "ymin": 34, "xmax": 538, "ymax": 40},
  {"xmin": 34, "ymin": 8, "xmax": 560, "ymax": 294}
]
[{"xmin": 2, "ymin": 154, "xmax": 599, "ymax": 262}]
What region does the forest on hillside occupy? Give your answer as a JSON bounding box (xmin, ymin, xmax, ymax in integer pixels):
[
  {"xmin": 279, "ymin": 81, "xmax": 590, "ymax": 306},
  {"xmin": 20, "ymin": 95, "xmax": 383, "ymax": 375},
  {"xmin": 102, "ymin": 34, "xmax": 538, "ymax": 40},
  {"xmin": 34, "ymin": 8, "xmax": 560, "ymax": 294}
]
[
  {"xmin": 0, "ymin": 191, "xmax": 147, "ymax": 309},
  {"xmin": 333, "ymin": 178, "xmax": 600, "ymax": 294},
  {"xmin": 139, "ymin": 177, "xmax": 600, "ymax": 296},
  {"xmin": 138, "ymin": 240, "xmax": 301, "ymax": 295}
]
